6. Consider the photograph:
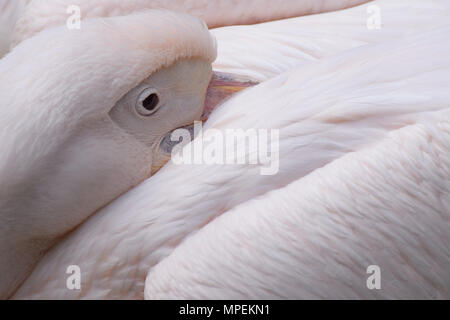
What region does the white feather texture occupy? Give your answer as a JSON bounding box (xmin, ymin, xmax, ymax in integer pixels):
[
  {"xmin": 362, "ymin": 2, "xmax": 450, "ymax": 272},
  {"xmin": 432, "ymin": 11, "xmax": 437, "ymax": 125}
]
[
  {"xmin": 13, "ymin": 22, "xmax": 450, "ymax": 299},
  {"xmin": 213, "ymin": 0, "xmax": 450, "ymax": 80},
  {"xmin": 12, "ymin": 0, "xmax": 449, "ymax": 82},
  {"xmin": 144, "ymin": 25, "xmax": 450, "ymax": 299},
  {"xmin": 12, "ymin": 0, "xmax": 370, "ymax": 47},
  {"xmin": 146, "ymin": 117, "xmax": 450, "ymax": 299},
  {"xmin": 0, "ymin": 0, "xmax": 26, "ymax": 57}
]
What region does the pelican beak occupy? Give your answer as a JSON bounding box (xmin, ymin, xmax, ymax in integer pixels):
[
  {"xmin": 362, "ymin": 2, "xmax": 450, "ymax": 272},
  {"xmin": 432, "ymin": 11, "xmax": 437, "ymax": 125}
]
[{"xmin": 202, "ymin": 71, "xmax": 260, "ymax": 121}]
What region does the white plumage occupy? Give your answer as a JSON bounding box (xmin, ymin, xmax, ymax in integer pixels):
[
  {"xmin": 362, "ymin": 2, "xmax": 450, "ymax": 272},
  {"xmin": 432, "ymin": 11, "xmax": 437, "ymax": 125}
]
[
  {"xmin": 0, "ymin": 0, "xmax": 26, "ymax": 57},
  {"xmin": 0, "ymin": 9, "xmax": 217, "ymax": 298},
  {"xmin": 11, "ymin": 0, "xmax": 370, "ymax": 48},
  {"xmin": 146, "ymin": 26, "xmax": 450, "ymax": 299},
  {"xmin": 213, "ymin": 0, "xmax": 450, "ymax": 80},
  {"xmin": 146, "ymin": 117, "xmax": 450, "ymax": 299},
  {"xmin": 1, "ymin": 0, "xmax": 449, "ymax": 299}
]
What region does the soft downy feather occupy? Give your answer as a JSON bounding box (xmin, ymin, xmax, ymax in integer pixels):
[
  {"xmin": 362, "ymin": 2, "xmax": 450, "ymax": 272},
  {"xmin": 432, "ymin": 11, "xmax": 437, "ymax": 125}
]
[
  {"xmin": 146, "ymin": 24, "xmax": 450, "ymax": 299},
  {"xmin": 13, "ymin": 23, "xmax": 450, "ymax": 299},
  {"xmin": 10, "ymin": 0, "xmax": 450, "ymax": 82},
  {"xmin": 0, "ymin": 0, "xmax": 27, "ymax": 57},
  {"xmin": 11, "ymin": 0, "xmax": 370, "ymax": 47},
  {"xmin": 145, "ymin": 116, "xmax": 450, "ymax": 299},
  {"xmin": 212, "ymin": 0, "xmax": 450, "ymax": 80}
]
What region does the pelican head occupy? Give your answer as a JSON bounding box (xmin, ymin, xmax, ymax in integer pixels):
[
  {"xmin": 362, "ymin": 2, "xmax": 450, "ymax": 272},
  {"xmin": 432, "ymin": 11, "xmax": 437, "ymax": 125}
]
[{"xmin": 0, "ymin": 10, "xmax": 250, "ymax": 298}]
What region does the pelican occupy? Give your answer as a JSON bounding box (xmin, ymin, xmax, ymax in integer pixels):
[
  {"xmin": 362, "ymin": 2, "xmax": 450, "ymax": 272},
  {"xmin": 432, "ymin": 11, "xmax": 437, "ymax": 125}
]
[
  {"xmin": 0, "ymin": 10, "xmax": 251, "ymax": 299},
  {"xmin": 13, "ymin": 16, "xmax": 450, "ymax": 299},
  {"xmin": 2, "ymin": 0, "xmax": 381, "ymax": 300},
  {"xmin": 4, "ymin": 0, "xmax": 450, "ymax": 300}
]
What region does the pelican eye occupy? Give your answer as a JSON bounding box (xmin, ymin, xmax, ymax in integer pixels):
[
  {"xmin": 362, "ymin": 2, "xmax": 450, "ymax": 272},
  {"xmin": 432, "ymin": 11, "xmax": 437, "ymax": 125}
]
[{"xmin": 136, "ymin": 88, "xmax": 161, "ymax": 116}]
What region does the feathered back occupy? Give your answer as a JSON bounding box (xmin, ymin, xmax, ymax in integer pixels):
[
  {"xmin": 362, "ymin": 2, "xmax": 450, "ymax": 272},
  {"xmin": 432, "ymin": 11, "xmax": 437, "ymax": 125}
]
[{"xmin": 12, "ymin": 0, "xmax": 370, "ymax": 47}]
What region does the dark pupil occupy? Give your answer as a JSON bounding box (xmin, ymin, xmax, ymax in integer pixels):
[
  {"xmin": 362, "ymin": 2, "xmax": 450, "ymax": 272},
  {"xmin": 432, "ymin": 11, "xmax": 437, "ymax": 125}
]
[{"xmin": 142, "ymin": 93, "xmax": 159, "ymax": 111}]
